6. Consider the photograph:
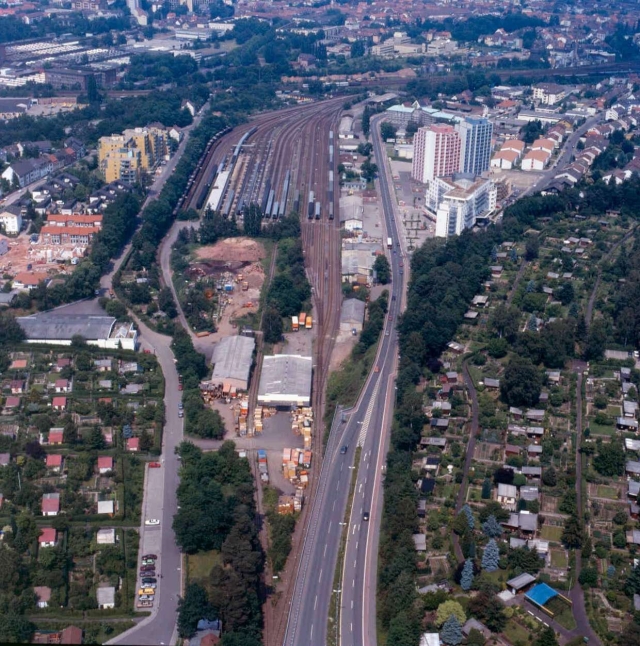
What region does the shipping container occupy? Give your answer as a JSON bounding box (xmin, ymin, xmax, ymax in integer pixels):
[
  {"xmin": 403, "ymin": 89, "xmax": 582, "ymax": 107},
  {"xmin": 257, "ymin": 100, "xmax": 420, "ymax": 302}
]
[{"xmin": 305, "ymin": 315, "xmax": 312, "ymax": 329}]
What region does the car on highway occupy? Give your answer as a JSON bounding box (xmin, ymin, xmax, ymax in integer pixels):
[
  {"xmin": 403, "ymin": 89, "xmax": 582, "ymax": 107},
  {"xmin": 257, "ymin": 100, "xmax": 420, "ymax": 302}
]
[
  {"xmin": 392, "ymin": 295, "xmax": 396, "ymax": 301},
  {"xmin": 400, "ymin": 269, "xmax": 404, "ymax": 275},
  {"xmin": 363, "ymin": 511, "xmax": 370, "ymax": 521},
  {"xmin": 374, "ymin": 365, "xmax": 379, "ymax": 373},
  {"xmin": 385, "ymin": 330, "xmax": 390, "ymax": 336},
  {"xmin": 145, "ymin": 519, "xmax": 160, "ymax": 526},
  {"xmin": 142, "ymin": 554, "xmax": 157, "ymax": 560},
  {"xmin": 340, "ymin": 445, "xmax": 348, "ymax": 454}
]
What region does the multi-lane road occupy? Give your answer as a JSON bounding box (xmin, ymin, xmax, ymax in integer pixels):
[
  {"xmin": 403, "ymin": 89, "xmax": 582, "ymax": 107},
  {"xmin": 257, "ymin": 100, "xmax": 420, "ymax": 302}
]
[{"xmin": 284, "ymin": 114, "xmax": 405, "ymax": 646}]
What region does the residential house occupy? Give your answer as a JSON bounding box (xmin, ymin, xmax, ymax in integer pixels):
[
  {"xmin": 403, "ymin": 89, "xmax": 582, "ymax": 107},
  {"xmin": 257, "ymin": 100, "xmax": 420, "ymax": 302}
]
[
  {"xmin": 504, "ymin": 510, "xmax": 538, "ymax": 534},
  {"xmin": 49, "ymin": 430, "xmax": 64, "ymax": 445},
  {"xmin": 484, "ymin": 378, "xmax": 500, "ymax": 389},
  {"xmin": 41, "ymin": 493, "xmax": 60, "ymax": 516},
  {"xmin": 56, "ymin": 357, "xmax": 72, "ymax": 371},
  {"xmin": 34, "ymin": 586, "xmax": 52, "ymax": 609},
  {"xmin": 506, "ymin": 572, "xmax": 537, "ymax": 594},
  {"xmin": 627, "ymin": 529, "xmax": 640, "ymax": 546},
  {"xmin": 431, "ymin": 401, "xmax": 452, "ymax": 415},
  {"xmin": 521, "ymin": 466, "xmax": 542, "ymax": 480},
  {"xmin": 618, "ymin": 417, "xmax": 639, "ymax": 431},
  {"xmin": 96, "ymin": 528, "xmax": 116, "ymax": 545},
  {"xmin": 462, "ymin": 619, "xmax": 491, "ymax": 640},
  {"xmin": 126, "ymin": 437, "xmax": 140, "ymax": 452},
  {"xmin": 629, "ymin": 481, "xmax": 640, "ymax": 499},
  {"xmin": 520, "ymin": 486, "xmax": 540, "ymax": 502},
  {"xmin": 0, "ymin": 452, "xmax": 9, "ymax": 467},
  {"xmin": 13, "ymin": 272, "xmax": 49, "ymax": 291},
  {"xmin": 54, "ymin": 379, "xmax": 71, "ymax": 393},
  {"xmin": 413, "ymin": 534, "xmax": 427, "ymax": 551},
  {"xmin": 10, "ymin": 380, "xmax": 25, "ymax": 395},
  {"xmin": 96, "ymin": 586, "xmax": 116, "ymax": 609},
  {"xmin": 97, "ymin": 456, "xmax": 113, "ymax": 474},
  {"xmin": 521, "ymin": 149, "xmax": 551, "ymax": 171},
  {"xmin": 39, "ymin": 527, "xmax": 57, "ymax": 548},
  {"xmin": 46, "ymin": 454, "xmax": 63, "ymax": 472},
  {"xmin": 627, "ymin": 461, "xmax": 640, "ymax": 477},
  {"xmin": 526, "ymin": 410, "xmax": 545, "ymax": 423},
  {"xmin": 97, "ymin": 500, "xmax": 115, "ymax": 515},
  {"xmin": 4, "ymin": 396, "xmax": 20, "ymax": 410},
  {"xmin": 0, "ymin": 205, "xmax": 23, "ymax": 234},
  {"xmin": 52, "ymin": 396, "xmax": 67, "ymax": 411},
  {"xmin": 497, "ymin": 483, "xmax": 518, "ymax": 509},
  {"xmin": 528, "ymin": 444, "xmax": 543, "ymax": 459}
]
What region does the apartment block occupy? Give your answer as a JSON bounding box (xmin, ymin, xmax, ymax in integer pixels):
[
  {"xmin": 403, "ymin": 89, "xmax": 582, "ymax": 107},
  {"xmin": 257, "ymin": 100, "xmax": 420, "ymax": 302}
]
[{"xmin": 412, "ymin": 124, "xmax": 461, "ymax": 183}]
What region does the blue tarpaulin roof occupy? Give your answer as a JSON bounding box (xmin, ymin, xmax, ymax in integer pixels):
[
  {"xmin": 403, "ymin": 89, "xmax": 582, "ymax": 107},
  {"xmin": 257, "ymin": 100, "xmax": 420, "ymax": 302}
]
[{"xmin": 525, "ymin": 582, "xmax": 558, "ymax": 607}]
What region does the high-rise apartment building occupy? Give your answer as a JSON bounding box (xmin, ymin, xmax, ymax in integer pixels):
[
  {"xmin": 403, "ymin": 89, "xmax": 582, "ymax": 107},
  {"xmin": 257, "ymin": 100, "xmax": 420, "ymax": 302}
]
[
  {"xmin": 456, "ymin": 117, "xmax": 493, "ymax": 176},
  {"xmin": 411, "ymin": 124, "xmax": 461, "ymax": 183},
  {"xmin": 98, "ymin": 127, "xmax": 168, "ymax": 184}
]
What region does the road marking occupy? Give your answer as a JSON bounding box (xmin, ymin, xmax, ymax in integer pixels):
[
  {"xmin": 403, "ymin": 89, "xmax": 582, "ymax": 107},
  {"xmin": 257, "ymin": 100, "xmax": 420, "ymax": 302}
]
[
  {"xmin": 319, "ymin": 569, "xmax": 323, "ymax": 582},
  {"xmin": 314, "ymin": 595, "xmax": 318, "ymax": 610},
  {"xmin": 310, "ymin": 625, "xmax": 313, "ymax": 640},
  {"xmin": 352, "ymin": 524, "xmax": 356, "ymax": 535},
  {"xmin": 353, "ymin": 559, "xmax": 356, "ymax": 568},
  {"xmin": 351, "ymin": 600, "xmax": 354, "ymax": 609},
  {"xmin": 324, "ymin": 544, "xmax": 328, "ymax": 556},
  {"xmin": 356, "ymin": 541, "xmax": 358, "ymax": 549},
  {"xmin": 358, "ymin": 484, "xmax": 362, "ymax": 493},
  {"xmin": 352, "ymin": 578, "xmax": 355, "ymax": 587},
  {"xmin": 357, "ymin": 379, "xmax": 381, "ymax": 446}
]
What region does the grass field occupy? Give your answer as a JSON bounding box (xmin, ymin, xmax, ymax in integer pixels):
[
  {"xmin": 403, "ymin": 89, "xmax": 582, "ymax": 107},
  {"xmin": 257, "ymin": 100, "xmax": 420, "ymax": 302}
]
[
  {"xmin": 503, "ymin": 619, "xmax": 530, "ymax": 645},
  {"xmin": 541, "ymin": 525, "xmax": 564, "ymax": 542},
  {"xmin": 597, "ymin": 485, "xmax": 619, "ymax": 500},
  {"xmin": 550, "ymin": 548, "xmax": 568, "ymax": 568},
  {"xmin": 187, "ymin": 550, "xmax": 221, "ymax": 583},
  {"xmin": 589, "ymin": 421, "xmax": 617, "ymax": 436}
]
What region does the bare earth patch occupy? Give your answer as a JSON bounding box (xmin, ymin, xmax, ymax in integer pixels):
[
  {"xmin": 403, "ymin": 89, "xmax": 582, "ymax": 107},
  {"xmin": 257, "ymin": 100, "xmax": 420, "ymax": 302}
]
[{"xmin": 196, "ymin": 237, "xmax": 265, "ymax": 263}]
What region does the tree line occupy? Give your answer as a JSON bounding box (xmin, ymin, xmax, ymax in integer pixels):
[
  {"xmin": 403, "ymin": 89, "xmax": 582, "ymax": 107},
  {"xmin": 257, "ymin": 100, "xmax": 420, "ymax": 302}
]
[{"xmin": 174, "ymin": 442, "xmax": 263, "ymax": 645}]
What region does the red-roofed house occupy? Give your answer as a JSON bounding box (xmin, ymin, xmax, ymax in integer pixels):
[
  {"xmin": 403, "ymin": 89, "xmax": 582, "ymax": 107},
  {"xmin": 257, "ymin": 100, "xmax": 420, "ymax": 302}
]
[
  {"xmin": 55, "ymin": 379, "xmax": 71, "ymax": 393},
  {"xmin": 39, "ymin": 527, "xmax": 57, "ymax": 547},
  {"xmin": 46, "ymin": 454, "xmax": 63, "ymax": 472},
  {"xmin": 97, "ymin": 456, "xmax": 114, "ymax": 474},
  {"xmin": 60, "ymin": 626, "xmax": 83, "ymax": 644},
  {"xmin": 126, "ymin": 437, "xmax": 139, "ymax": 452},
  {"xmin": 10, "ymin": 380, "xmax": 25, "ymax": 394},
  {"xmin": 41, "ymin": 493, "xmax": 60, "ymax": 516},
  {"xmin": 56, "ymin": 357, "xmax": 72, "ymax": 371},
  {"xmin": 9, "ymin": 359, "xmax": 27, "ymax": 370},
  {"xmin": 4, "ymin": 396, "xmax": 20, "ymax": 409},
  {"xmin": 49, "ymin": 431, "xmax": 64, "ymax": 445},
  {"xmin": 52, "ymin": 396, "xmax": 67, "ymax": 411},
  {"xmin": 34, "ymin": 586, "xmax": 52, "ymax": 608}
]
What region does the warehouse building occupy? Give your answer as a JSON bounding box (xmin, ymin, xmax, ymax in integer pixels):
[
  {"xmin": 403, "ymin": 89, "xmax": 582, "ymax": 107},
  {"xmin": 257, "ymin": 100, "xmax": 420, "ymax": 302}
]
[
  {"xmin": 17, "ymin": 313, "xmax": 137, "ymax": 350},
  {"xmin": 210, "ymin": 335, "xmax": 256, "ymax": 392},
  {"xmin": 257, "ymin": 354, "xmax": 312, "ymax": 407},
  {"xmin": 340, "ymin": 298, "xmax": 366, "ymax": 333}
]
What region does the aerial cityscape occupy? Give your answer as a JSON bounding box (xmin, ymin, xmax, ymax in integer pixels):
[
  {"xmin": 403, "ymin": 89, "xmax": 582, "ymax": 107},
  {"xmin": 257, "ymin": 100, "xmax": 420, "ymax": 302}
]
[{"xmin": 2, "ymin": 1, "xmax": 640, "ymax": 645}]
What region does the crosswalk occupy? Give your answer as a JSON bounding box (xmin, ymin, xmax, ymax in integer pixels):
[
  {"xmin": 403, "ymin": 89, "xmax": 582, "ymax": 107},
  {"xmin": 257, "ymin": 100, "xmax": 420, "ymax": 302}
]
[{"xmin": 357, "ymin": 378, "xmax": 381, "ymax": 447}]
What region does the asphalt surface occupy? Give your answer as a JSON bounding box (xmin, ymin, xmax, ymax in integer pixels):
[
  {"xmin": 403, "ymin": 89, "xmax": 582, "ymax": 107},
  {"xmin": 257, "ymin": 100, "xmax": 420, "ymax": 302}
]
[{"xmin": 283, "ymin": 114, "xmax": 405, "ymax": 646}]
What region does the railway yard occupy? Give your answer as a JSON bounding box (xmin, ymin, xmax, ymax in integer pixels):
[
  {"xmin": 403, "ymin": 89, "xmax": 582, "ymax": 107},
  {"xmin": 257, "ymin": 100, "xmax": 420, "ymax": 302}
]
[{"xmin": 175, "ymin": 98, "xmax": 346, "ymax": 644}]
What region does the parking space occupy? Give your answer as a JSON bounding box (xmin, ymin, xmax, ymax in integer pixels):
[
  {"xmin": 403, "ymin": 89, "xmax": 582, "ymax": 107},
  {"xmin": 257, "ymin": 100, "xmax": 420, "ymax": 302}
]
[{"xmin": 134, "ymin": 464, "xmax": 164, "ymax": 612}]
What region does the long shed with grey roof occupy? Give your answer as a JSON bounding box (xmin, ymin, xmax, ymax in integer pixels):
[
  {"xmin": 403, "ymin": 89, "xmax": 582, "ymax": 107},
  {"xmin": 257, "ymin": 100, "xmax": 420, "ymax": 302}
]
[
  {"xmin": 257, "ymin": 354, "xmax": 312, "ymax": 407},
  {"xmin": 210, "ymin": 335, "xmax": 255, "ymax": 391}
]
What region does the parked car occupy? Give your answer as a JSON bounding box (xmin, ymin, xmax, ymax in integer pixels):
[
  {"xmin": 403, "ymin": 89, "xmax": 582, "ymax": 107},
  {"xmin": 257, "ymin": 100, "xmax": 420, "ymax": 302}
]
[
  {"xmin": 142, "ymin": 554, "xmax": 158, "ymax": 560},
  {"xmin": 145, "ymin": 519, "xmax": 160, "ymax": 526},
  {"xmin": 178, "ymin": 410, "xmax": 183, "ymax": 418},
  {"xmin": 142, "ymin": 559, "xmax": 155, "ymax": 565},
  {"xmin": 140, "ymin": 571, "xmax": 155, "ymax": 578},
  {"xmin": 149, "ymin": 462, "xmax": 161, "ymax": 468},
  {"xmin": 140, "ymin": 565, "xmax": 155, "ymax": 571},
  {"xmin": 142, "ymin": 578, "xmax": 157, "ymax": 585}
]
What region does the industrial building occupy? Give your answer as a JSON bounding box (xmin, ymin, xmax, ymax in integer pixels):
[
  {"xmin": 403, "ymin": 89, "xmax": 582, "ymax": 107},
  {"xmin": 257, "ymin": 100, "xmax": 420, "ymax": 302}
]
[
  {"xmin": 17, "ymin": 313, "xmax": 137, "ymax": 350},
  {"xmin": 210, "ymin": 335, "xmax": 256, "ymax": 392},
  {"xmin": 340, "ymin": 298, "xmax": 366, "ymax": 333},
  {"xmin": 257, "ymin": 354, "xmax": 312, "ymax": 408}
]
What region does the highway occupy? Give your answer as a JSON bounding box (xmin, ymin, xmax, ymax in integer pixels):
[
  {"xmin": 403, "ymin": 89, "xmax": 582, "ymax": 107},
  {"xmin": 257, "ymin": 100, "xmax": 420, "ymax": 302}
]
[{"xmin": 283, "ymin": 113, "xmax": 405, "ymax": 646}]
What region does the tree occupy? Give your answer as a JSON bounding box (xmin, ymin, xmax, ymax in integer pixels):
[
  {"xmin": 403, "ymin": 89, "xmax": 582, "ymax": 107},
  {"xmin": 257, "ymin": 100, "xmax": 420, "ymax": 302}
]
[
  {"xmin": 158, "ymin": 287, "xmax": 177, "ymax": 318},
  {"xmin": 461, "ymin": 558, "xmax": 474, "ymax": 590},
  {"xmin": 360, "ymin": 158, "xmax": 378, "ymax": 182},
  {"xmin": 624, "ymin": 564, "xmax": 640, "ymax": 596},
  {"xmin": 373, "ymin": 255, "xmax": 391, "ymax": 284},
  {"xmin": 177, "ymin": 583, "xmax": 213, "ymax": 638},
  {"xmin": 242, "ymin": 203, "xmax": 263, "ymax": 237},
  {"xmin": 0, "ymin": 616, "xmax": 35, "ymax": 643},
  {"xmin": 507, "ymin": 546, "xmax": 542, "ymax": 573},
  {"xmin": 593, "ymin": 441, "xmax": 625, "ymax": 476},
  {"xmin": 525, "ymin": 237, "xmax": 539, "ymax": 260},
  {"xmin": 380, "ymin": 121, "xmax": 397, "ymax": 141},
  {"xmin": 534, "ymin": 627, "xmax": 559, "ymax": 646},
  {"xmin": 482, "ymin": 515, "xmax": 503, "ymax": 538},
  {"xmin": 542, "ymin": 466, "xmax": 557, "ymax": 487},
  {"xmin": 561, "ymin": 515, "xmax": 583, "ymax": 549},
  {"xmin": 440, "ymin": 614, "xmax": 463, "ymax": 646},
  {"xmin": 501, "ymin": 356, "xmax": 542, "ymax": 406},
  {"xmin": 0, "ymin": 312, "xmax": 25, "ymax": 347},
  {"xmin": 262, "ymin": 307, "xmax": 283, "ymax": 343},
  {"xmin": 436, "ymin": 600, "xmax": 466, "ymax": 626},
  {"xmin": 361, "ymin": 106, "xmax": 371, "ymax": 137},
  {"xmin": 481, "ymin": 539, "xmax": 500, "ymax": 572},
  {"xmin": 578, "ymin": 567, "xmax": 598, "ymax": 588},
  {"xmin": 461, "ymin": 504, "xmax": 475, "ymax": 530},
  {"xmin": 481, "ymin": 479, "xmax": 492, "ymax": 499},
  {"xmin": 619, "ymin": 621, "xmax": 640, "ymax": 646}
]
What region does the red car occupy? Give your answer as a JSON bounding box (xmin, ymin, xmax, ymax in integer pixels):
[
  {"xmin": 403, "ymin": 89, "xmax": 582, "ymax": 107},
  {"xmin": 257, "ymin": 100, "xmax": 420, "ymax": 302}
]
[
  {"xmin": 178, "ymin": 384, "xmax": 183, "ymax": 391},
  {"xmin": 149, "ymin": 462, "xmax": 161, "ymax": 468},
  {"xmin": 142, "ymin": 554, "xmax": 157, "ymax": 561}
]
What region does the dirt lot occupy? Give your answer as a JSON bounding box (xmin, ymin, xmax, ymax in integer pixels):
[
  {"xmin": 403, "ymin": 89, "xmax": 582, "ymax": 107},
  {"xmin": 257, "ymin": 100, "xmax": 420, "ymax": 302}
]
[
  {"xmin": 194, "ymin": 238, "xmax": 267, "ymax": 341},
  {"xmin": 0, "ymin": 234, "xmax": 37, "ymax": 276}
]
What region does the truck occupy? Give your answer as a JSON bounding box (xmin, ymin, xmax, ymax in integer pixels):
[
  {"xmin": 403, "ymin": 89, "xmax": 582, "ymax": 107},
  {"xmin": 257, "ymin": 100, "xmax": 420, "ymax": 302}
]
[
  {"xmin": 292, "ymin": 316, "xmax": 299, "ymax": 331},
  {"xmin": 298, "ymin": 313, "xmax": 306, "ymax": 329},
  {"xmin": 305, "ymin": 315, "xmax": 312, "ymax": 330},
  {"xmin": 387, "ymin": 237, "xmax": 393, "ymax": 249}
]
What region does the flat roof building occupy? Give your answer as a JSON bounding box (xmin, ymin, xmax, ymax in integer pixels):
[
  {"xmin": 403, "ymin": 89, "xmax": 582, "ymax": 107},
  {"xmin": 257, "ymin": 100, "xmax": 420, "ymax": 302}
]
[
  {"xmin": 210, "ymin": 335, "xmax": 255, "ymax": 391},
  {"xmin": 17, "ymin": 313, "xmax": 137, "ymax": 350},
  {"xmin": 257, "ymin": 354, "xmax": 312, "ymax": 407}
]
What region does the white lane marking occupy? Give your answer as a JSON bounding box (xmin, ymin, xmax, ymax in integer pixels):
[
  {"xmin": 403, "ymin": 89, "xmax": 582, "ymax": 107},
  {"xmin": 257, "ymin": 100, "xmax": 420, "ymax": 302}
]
[
  {"xmin": 357, "ymin": 379, "xmax": 381, "ymax": 446},
  {"xmin": 352, "ymin": 524, "xmax": 356, "ymax": 535},
  {"xmin": 352, "ymin": 578, "xmax": 355, "ymax": 587},
  {"xmin": 319, "ymin": 569, "xmax": 323, "ymax": 582},
  {"xmin": 314, "ymin": 595, "xmax": 318, "ymax": 610},
  {"xmin": 324, "ymin": 544, "xmax": 328, "ymax": 557}
]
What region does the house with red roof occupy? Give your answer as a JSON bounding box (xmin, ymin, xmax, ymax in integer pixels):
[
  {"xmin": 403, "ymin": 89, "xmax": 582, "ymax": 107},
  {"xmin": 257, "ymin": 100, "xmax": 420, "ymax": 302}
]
[
  {"xmin": 97, "ymin": 456, "xmax": 114, "ymax": 474},
  {"xmin": 54, "ymin": 379, "xmax": 71, "ymax": 393},
  {"xmin": 4, "ymin": 396, "xmax": 20, "ymax": 409},
  {"xmin": 39, "ymin": 527, "xmax": 57, "ymax": 547},
  {"xmin": 46, "ymin": 454, "xmax": 63, "ymax": 472},
  {"xmin": 52, "ymin": 396, "xmax": 67, "ymax": 411},
  {"xmin": 34, "ymin": 586, "xmax": 52, "ymax": 608},
  {"xmin": 10, "ymin": 379, "xmax": 25, "ymax": 394},
  {"xmin": 49, "ymin": 431, "xmax": 64, "ymax": 445},
  {"xmin": 41, "ymin": 493, "xmax": 60, "ymax": 516},
  {"xmin": 126, "ymin": 437, "xmax": 140, "ymax": 452}
]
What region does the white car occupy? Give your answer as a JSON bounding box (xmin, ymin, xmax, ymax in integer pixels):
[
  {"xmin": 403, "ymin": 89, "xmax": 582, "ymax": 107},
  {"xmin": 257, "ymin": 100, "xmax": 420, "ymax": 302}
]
[{"xmin": 145, "ymin": 519, "xmax": 160, "ymax": 526}]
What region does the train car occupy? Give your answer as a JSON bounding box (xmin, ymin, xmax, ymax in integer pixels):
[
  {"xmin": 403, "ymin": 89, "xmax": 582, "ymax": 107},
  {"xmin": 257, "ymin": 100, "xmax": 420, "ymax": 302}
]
[
  {"xmin": 293, "ymin": 189, "xmax": 300, "ymax": 214},
  {"xmin": 222, "ymin": 190, "xmax": 235, "ymax": 218},
  {"xmin": 329, "ymin": 131, "xmax": 334, "ymax": 140},
  {"xmin": 265, "ymin": 189, "xmax": 275, "ymax": 219},
  {"xmin": 315, "ymin": 201, "xmax": 321, "ymax": 220},
  {"xmin": 277, "ymin": 198, "xmax": 286, "ymax": 219},
  {"xmin": 261, "ymin": 178, "xmax": 272, "ymax": 213},
  {"xmin": 272, "ymin": 202, "xmax": 279, "ymax": 219},
  {"xmin": 329, "ymin": 144, "xmax": 334, "ymax": 166},
  {"xmin": 307, "ymin": 190, "xmax": 315, "ymax": 219},
  {"xmin": 328, "ymin": 202, "xmax": 334, "ymax": 220}
]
